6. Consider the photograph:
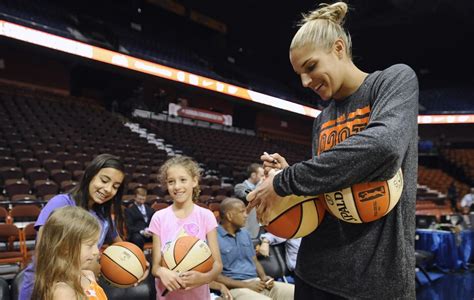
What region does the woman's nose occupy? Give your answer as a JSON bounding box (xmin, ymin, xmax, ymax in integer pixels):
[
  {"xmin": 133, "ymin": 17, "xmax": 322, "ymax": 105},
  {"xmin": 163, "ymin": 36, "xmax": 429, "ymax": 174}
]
[{"xmin": 301, "ymin": 73, "xmax": 311, "ymax": 87}]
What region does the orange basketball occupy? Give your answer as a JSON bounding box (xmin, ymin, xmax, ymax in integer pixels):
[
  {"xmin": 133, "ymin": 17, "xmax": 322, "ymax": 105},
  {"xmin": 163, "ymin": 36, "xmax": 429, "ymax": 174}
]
[
  {"xmin": 323, "ymin": 169, "xmax": 404, "ymax": 223},
  {"xmin": 265, "ymin": 195, "xmax": 326, "ymax": 239},
  {"xmin": 100, "ymin": 242, "xmax": 147, "ymax": 288},
  {"xmin": 162, "ymin": 236, "xmax": 214, "ymax": 273}
]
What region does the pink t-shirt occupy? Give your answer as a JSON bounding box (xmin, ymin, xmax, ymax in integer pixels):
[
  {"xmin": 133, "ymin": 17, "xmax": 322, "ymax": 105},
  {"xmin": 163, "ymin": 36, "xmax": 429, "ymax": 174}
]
[{"xmin": 148, "ymin": 204, "xmax": 218, "ymax": 300}]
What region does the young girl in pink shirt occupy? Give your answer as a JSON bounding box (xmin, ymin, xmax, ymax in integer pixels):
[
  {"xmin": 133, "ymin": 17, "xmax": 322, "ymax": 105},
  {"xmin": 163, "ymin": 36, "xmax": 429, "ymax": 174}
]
[{"xmin": 149, "ymin": 156, "xmax": 222, "ymax": 299}]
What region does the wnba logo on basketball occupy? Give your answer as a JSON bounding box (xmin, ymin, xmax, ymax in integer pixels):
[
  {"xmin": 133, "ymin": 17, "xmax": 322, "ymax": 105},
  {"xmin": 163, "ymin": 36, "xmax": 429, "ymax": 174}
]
[
  {"xmin": 119, "ymin": 251, "xmax": 131, "ymax": 262},
  {"xmin": 357, "ymin": 186, "xmax": 386, "ymax": 202},
  {"xmin": 323, "ymin": 169, "xmax": 403, "ymax": 223}
]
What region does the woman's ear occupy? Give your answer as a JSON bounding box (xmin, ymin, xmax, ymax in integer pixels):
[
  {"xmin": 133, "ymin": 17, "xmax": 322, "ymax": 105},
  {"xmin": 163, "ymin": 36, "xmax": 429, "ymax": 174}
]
[{"xmin": 334, "ymin": 38, "xmax": 345, "ymax": 59}]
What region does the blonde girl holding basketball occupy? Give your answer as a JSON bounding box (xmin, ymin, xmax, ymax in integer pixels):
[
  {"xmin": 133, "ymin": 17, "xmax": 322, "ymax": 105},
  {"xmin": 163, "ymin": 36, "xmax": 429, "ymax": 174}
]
[
  {"xmin": 32, "ymin": 206, "xmax": 107, "ymax": 300},
  {"xmin": 150, "ymin": 156, "xmax": 223, "ymax": 299}
]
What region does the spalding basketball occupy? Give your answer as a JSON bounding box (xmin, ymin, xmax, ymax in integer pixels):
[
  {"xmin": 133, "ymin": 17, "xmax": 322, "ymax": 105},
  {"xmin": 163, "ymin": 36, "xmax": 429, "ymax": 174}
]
[
  {"xmin": 324, "ymin": 169, "xmax": 403, "ymax": 223},
  {"xmin": 162, "ymin": 236, "xmax": 214, "ymax": 273},
  {"xmin": 265, "ymin": 195, "xmax": 326, "ymax": 239},
  {"xmin": 100, "ymin": 242, "xmax": 147, "ymax": 288}
]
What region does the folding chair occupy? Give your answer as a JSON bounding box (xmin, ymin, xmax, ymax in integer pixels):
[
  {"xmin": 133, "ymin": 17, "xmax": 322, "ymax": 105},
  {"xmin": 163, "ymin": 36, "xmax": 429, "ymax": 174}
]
[{"xmin": 0, "ymin": 223, "xmax": 26, "ymax": 268}]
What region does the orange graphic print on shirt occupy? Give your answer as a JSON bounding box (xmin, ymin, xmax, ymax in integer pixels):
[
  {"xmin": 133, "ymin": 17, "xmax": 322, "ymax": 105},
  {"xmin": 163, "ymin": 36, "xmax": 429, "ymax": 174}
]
[
  {"xmin": 317, "ymin": 105, "xmax": 370, "ymax": 155},
  {"xmin": 85, "ymin": 281, "xmax": 108, "ymax": 300}
]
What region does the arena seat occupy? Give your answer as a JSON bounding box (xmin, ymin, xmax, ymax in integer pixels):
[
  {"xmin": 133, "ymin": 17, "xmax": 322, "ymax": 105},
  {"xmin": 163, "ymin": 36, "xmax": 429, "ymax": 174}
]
[
  {"xmin": 42, "ymin": 159, "xmax": 63, "ymax": 172},
  {"xmin": 50, "ymin": 169, "xmax": 72, "ymax": 185},
  {"xmin": 132, "ymin": 173, "xmax": 150, "ymax": 185},
  {"xmin": 0, "ymin": 224, "xmax": 25, "ymax": 268},
  {"xmin": 0, "ymin": 207, "xmax": 11, "ymax": 224},
  {"xmin": 13, "ymin": 149, "xmax": 34, "ymax": 161},
  {"xmin": 22, "ymin": 223, "xmax": 36, "ymax": 260},
  {"xmin": 10, "ymin": 195, "xmax": 38, "ymax": 206},
  {"xmin": 33, "ymin": 150, "xmax": 55, "ymax": 162},
  {"xmin": 0, "ymin": 276, "xmax": 10, "ymax": 300},
  {"xmin": 33, "ymin": 180, "xmax": 59, "ymax": 198},
  {"xmin": 9, "ymin": 205, "xmax": 41, "ymax": 224},
  {"xmin": 11, "ymin": 267, "xmax": 25, "ymax": 300},
  {"xmin": 72, "ymin": 170, "xmax": 85, "ymax": 181},
  {"xmin": 0, "ymin": 167, "xmax": 23, "ymax": 182},
  {"xmin": 0, "ymin": 148, "xmax": 11, "ymax": 157},
  {"xmin": 25, "ymin": 168, "xmax": 49, "ymax": 184},
  {"xmin": 198, "ymin": 195, "xmax": 212, "ymax": 204},
  {"xmin": 151, "ymin": 202, "xmax": 168, "ymax": 211},
  {"xmin": 0, "ymin": 157, "xmax": 16, "ymax": 168},
  {"xmin": 147, "ymin": 183, "xmax": 163, "ymax": 196},
  {"xmin": 64, "ymin": 160, "xmax": 83, "ymax": 173},
  {"xmin": 60, "ymin": 180, "xmax": 78, "ymax": 193},
  {"xmin": 4, "ymin": 180, "xmax": 31, "ymax": 198},
  {"xmin": 145, "ymin": 195, "xmax": 160, "ymax": 206},
  {"xmin": 18, "ymin": 158, "xmax": 41, "ymax": 171}
]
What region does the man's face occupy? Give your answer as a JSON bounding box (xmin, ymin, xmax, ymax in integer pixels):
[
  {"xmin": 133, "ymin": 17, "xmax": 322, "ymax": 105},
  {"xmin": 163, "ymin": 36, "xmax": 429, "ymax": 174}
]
[
  {"xmin": 250, "ymin": 167, "xmax": 264, "ymax": 185},
  {"xmin": 135, "ymin": 192, "xmax": 147, "ymax": 205},
  {"xmin": 229, "ymin": 202, "xmax": 248, "ymax": 228}
]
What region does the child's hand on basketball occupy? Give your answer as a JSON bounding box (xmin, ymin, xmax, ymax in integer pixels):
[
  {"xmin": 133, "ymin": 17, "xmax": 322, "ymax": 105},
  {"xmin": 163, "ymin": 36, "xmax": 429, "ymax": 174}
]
[
  {"xmin": 246, "ymin": 169, "xmax": 283, "ymax": 225},
  {"xmin": 134, "ymin": 261, "xmax": 150, "ymax": 286},
  {"xmin": 180, "ymin": 270, "xmax": 206, "ymax": 289},
  {"xmin": 158, "ymin": 267, "xmax": 185, "ymax": 292}
]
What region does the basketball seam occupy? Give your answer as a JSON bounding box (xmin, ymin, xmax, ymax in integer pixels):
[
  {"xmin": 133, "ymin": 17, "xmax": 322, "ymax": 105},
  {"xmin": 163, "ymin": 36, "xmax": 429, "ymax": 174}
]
[
  {"xmin": 102, "ymin": 277, "xmax": 134, "ymax": 288},
  {"xmin": 350, "ymin": 186, "xmax": 362, "ymax": 222},
  {"xmin": 292, "ymin": 204, "xmax": 303, "ymax": 238},
  {"xmin": 386, "ymin": 181, "xmax": 391, "ymax": 214},
  {"xmin": 113, "ymin": 244, "xmax": 146, "ymax": 269},
  {"xmin": 268, "ymin": 197, "xmax": 319, "ymax": 224},
  {"xmin": 177, "ymin": 253, "xmax": 213, "ymax": 272},
  {"xmin": 101, "ymin": 253, "xmax": 139, "ymax": 281},
  {"xmin": 172, "ymin": 238, "xmax": 200, "ymax": 271}
]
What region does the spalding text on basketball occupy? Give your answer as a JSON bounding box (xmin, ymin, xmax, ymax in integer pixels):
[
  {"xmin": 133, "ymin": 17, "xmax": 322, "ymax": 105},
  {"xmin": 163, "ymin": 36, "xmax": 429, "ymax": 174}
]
[{"xmin": 333, "ymin": 192, "xmax": 359, "ymax": 222}]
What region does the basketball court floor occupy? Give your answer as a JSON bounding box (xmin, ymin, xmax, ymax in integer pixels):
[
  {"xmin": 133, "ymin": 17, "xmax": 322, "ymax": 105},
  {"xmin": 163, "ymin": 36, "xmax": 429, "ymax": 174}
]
[{"xmin": 416, "ymin": 267, "xmax": 474, "ymax": 300}]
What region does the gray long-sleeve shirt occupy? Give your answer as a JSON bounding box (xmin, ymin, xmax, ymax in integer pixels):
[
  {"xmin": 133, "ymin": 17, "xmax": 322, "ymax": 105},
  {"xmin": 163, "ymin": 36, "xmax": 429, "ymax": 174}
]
[
  {"xmin": 273, "ymin": 64, "xmax": 418, "ymax": 299},
  {"xmin": 234, "ymin": 180, "xmax": 261, "ymax": 238}
]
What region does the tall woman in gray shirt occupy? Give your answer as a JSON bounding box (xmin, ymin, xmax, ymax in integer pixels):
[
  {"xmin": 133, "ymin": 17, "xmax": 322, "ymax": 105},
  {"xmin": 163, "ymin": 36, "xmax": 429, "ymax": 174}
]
[{"xmin": 248, "ymin": 2, "xmax": 418, "ymax": 299}]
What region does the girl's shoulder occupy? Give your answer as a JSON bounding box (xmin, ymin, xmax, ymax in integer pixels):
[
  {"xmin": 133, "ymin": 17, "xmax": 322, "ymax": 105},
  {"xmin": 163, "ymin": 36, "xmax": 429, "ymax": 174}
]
[
  {"xmin": 193, "ymin": 204, "xmax": 217, "ymax": 220},
  {"xmin": 35, "ymin": 194, "xmax": 76, "ymax": 229},
  {"xmin": 53, "ymin": 282, "xmax": 76, "ymax": 299},
  {"xmin": 151, "ymin": 204, "xmax": 173, "ymax": 219},
  {"xmin": 193, "ymin": 203, "xmax": 211, "ymax": 214},
  {"xmin": 46, "ymin": 193, "xmax": 76, "ymax": 207}
]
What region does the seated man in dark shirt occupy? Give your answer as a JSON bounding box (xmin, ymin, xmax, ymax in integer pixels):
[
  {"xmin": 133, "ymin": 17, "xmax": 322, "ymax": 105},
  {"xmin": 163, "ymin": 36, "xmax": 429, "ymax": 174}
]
[{"xmin": 125, "ymin": 187, "xmax": 155, "ymax": 249}]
